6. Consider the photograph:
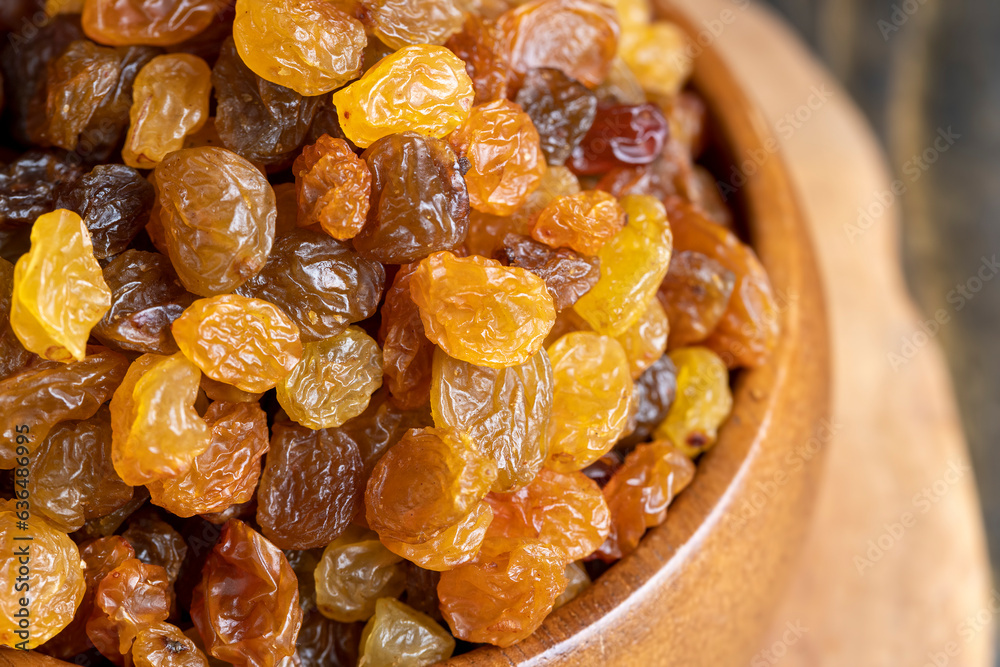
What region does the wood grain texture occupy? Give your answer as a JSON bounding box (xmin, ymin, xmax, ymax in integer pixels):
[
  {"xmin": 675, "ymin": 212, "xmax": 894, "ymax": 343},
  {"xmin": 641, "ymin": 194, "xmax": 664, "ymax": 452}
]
[{"xmin": 662, "ymin": 1, "xmax": 993, "ymax": 665}]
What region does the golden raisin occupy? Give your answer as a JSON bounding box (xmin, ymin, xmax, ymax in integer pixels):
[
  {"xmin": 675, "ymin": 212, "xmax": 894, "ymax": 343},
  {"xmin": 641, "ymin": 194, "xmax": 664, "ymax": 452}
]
[
  {"xmin": 380, "ymin": 501, "xmax": 493, "ymax": 571},
  {"xmin": 359, "ymin": 598, "xmax": 455, "ymax": 666},
  {"xmin": 314, "ymin": 527, "xmax": 407, "ymax": 623},
  {"xmin": 82, "ymin": 0, "xmax": 220, "ymax": 46},
  {"xmin": 653, "ymin": 347, "xmax": 733, "ymax": 457},
  {"xmin": 531, "ymin": 190, "xmax": 626, "ymax": 256},
  {"xmin": 615, "ymin": 296, "xmax": 669, "ymax": 379},
  {"xmin": 294, "ymin": 134, "xmax": 371, "ymax": 240}
]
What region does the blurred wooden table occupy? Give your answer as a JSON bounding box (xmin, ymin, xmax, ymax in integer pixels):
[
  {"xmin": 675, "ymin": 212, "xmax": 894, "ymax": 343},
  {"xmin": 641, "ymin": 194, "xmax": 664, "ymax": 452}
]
[{"xmin": 666, "ymin": 0, "xmax": 996, "ymax": 664}]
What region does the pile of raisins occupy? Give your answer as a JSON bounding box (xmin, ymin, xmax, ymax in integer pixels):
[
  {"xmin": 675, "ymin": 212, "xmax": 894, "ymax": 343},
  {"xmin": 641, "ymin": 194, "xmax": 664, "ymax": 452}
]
[{"xmin": 0, "ymin": 0, "xmax": 780, "ymax": 664}]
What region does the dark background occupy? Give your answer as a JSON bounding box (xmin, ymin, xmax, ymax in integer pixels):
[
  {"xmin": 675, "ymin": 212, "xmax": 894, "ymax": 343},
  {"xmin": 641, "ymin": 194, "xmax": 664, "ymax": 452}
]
[{"xmin": 757, "ymin": 0, "xmax": 1000, "ymax": 654}]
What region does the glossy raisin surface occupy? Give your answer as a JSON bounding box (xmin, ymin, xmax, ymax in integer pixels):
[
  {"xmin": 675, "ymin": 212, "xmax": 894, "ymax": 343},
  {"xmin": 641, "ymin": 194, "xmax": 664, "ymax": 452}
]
[
  {"xmin": 293, "ymin": 134, "xmax": 371, "ymax": 239},
  {"xmin": 514, "ymin": 67, "xmax": 598, "ymax": 166},
  {"xmin": 568, "ymin": 103, "xmax": 669, "ymax": 174},
  {"xmin": 497, "ymin": 233, "xmax": 601, "ymax": 311}
]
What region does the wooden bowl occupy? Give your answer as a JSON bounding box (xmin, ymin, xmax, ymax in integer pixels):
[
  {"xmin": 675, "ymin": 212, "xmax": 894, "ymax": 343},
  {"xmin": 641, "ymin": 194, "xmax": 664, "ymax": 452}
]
[{"xmin": 1, "ymin": 3, "xmax": 829, "ymax": 666}]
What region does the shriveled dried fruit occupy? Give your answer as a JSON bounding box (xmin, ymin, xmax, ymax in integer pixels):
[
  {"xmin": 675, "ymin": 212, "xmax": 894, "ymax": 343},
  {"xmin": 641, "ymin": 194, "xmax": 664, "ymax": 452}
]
[
  {"xmin": 568, "ymin": 103, "xmax": 669, "ymax": 174},
  {"xmin": 667, "ymin": 197, "xmax": 779, "ymax": 367},
  {"xmin": 497, "ymin": 233, "xmax": 600, "ymax": 311},
  {"xmin": 11, "ymin": 209, "xmax": 112, "ymax": 362},
  {"xmin": 338, "ymin": 387, "xmax": 434, "ymax": 477},
  {"xmin": 94, "ymin": 251, "xmax": 197, "ymax": 355},
  {"xmin": 296, "ymin": 610, "xmax": 364, "ymax": 667},
  {"xmin": 484, "ymin": 469, "xmax": 609, "ymax": 561},
  {"xmin": 332, "ymin": 46, "xmax": 474, "ymax": 148},
  {"xmin": 615, "ymin": 297, "xmax": 669, "ymax": 379},
  {"xmin": 0, "ymin": 151, "xmax": 83, "ymax": 232},
  {"xmin": 498, "ymin": 0, "xmax": 619, "ymax": 88},
  {"xmin": 214, "ymin": 38, "xmax": 323, "ymax": 165},
  {"xmin": 123, "ymin": 54, "xmax": 212, "ymax": 168},
  {"xmin": 619, "ymin": 21, "xmax": 692, "ymax": 98},
  {"xmin": 359, "ymin": 598, "xmax": 455, "ymax": 666},
  {"xmin": 619, "ymin": 353, "xmax": 677, "ymax": 446},
  {"xmin": 172, "ymin": 294, "xmax": 302, "ymax": 393},
  {"xmin": 514, "ymin": 67, "xmax": 598, "ymax": 166},
  {"xmin": 86, "ymin": 558, "xmax": 171, "ymax": 658},
  {"xmin": 148, "ymin": 401, "xmax": 269, "ymax": 517},
  {"xmin": 658, "ymin": 250, "xmax": 736, "ymax": 349},
  {"xmin": 121, "ymin": 513, "xmax": 187, "ymax": 584},
  {"xmin": 0, "ymin": 348, "xmax": 128, "ymax": 468},
  {"xmin": 596, "ymin": 136, "xmax": 694, "ymax": 202},
  {"xmin": 257, "ymin": 421, "xmax": 364, "ymax": 550},
  {"xmin": 191, "ymin": 520, "xmax": 302, "ymax": 666},
  {"xmin": 379, "ymin": 263, "xmax": 436, "ymax": 410},
  {"xmin": 431, "ymin": 348, "xmax": 553, "ymax": 491},
  {"xmin": 438, "ymin": 541, "xmax": 567, "ymax": 647},
  {"xmin": 358, "ymin": 132, "xmax": 470, "ymax": 264},
  {"xmin": 30, "ymin": 406, "xmax": 133, "ymax": 532},
  {"xmin": 531, "ymin": 190, "xmax": 625, "ymax": 255},
  {"xmin": 294, "ymin": 134, "xmax": 371, "ymax": 240},
  {"xmin": 277, "ymin": 327, "xmax": 383, "ymax": 429},
  {"xmin": 361, "ymin": 0, "xmax": 465, "ymax": 49},
  {"xmin": 110, "ymin": 352, "xmax": 209, "ymax": 486},
  {"xmin": 42, "ymin": 40, "xmax": 121, "ymax": 153},
  {"xmin": 234, "ymin": 0, "xmax": 366, "ymax": 96},
  {"xmin": 445, "ymin": 15, "xmax": 509, "ymax": 105},
  {"xmin": 573, "ymin": 195, "xmax": 673, "ymax": 336},
  {"xmin": 83, "ymin": 0, "xmax": 220, "ymax": 46},
  {"xmin": 132, "ymin": 622, "xmax": 210, "ymax": 667},
  {"xmin": 545, "ymin": 332, "xmax": 632, "ymax": 472},
  {"xmin": 236, "ymin": 227, "xmax": 385, "ymax": 343},
  {"xmin": 55, "ymin": 164, "xmax": 155, "ymax": 259},
  {"xmin": 0, "ymin": 501, "xmax": 86, "ymax": 649},
  {"xmin": 653, "ymin": 347, "xmax": 733, "ymax": 457},
  {"xmin": 448, "ymin": 99, "xmax": 546, "ymax": 216},
  {"xmin": 314, "ymin": 527, "xmax": 407, "ymax": 623},
  {"xmin": 153, "ymin": 147, "xmax": 276, "ymax": 297},
  {"xmin": 596, "ymin": 440, "xmax": 695, "ymax": 561},
  {"xmin": 366, "ymin": 427, "xmax": 496, "ymax": 544},
  {"xmin": 381, "ymin": 501, "xmax": 493, "ymax": 572},
  {"xmin": 410, "ymin": 251, "xmax": 556, "ymax": 368}
]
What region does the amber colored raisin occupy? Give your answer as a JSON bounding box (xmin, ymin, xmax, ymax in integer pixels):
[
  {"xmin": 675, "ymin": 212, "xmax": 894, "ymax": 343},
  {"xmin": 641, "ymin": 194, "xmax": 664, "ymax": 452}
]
[
  {"xmin": 596, "ymin": 136, "xmax": 694, "ymax": 202},
  {"xmin": 438, "ymin": 541, "xmax": 567, "ymax": 648},
  {"xmin": 410, "ymin": 251, "xmax": 556, "ymax": 368},
  {"xmin": 619, "ymin": 21, "xmax": 692, "ymax": 98},
  {"xmin": 85, "ymin": 558, "xmax": 171, "ymax": 658},
  {"xmin": 214, "ymin": 38, "xmax": 323, "ymax": 166},
  {"xmin": 94, "ymin": 251, "xmax": 197, "ymax": 355},
  {"xmin": 0, "ymin": 501, "xmax": 86, "ymax": 649},
  {"xmin": 615, "ymin": 297, "xmax": 669, "ymax": 379},
  {"xmin": 42, "ymin": 40, "xmax": 122, "ymax": 153},
  {"xmin": 498, "ymin": 0, "xmax": 619, "ymax": 88},
  {"xmin": 596, "ymin": 441, "xmax": 695, "ymax": 561},
  {"xmin": 660, "ymin": 90, "xmax": 707, "ymax": 157},
  {"xmin": 545, "ymin": 331, "xmax": 632, "ymax": 472},
  {"xmin": 381, "ymin": 501, "xmax": 493, "ymax": 571},
  {"xmin": 257, "ymin": 421, "xmax": 364, "ymax": 550},
  {"xmin": 359, "ymin": 598, "xmax": 455, "ymax": 666},
  {"xmin": 484, "ymin": 469, "xmax": 609, "ymax": 561},
  {"xmin": 171, "ymin": 294, "xmax": 302, "ymax": 393},
  {"xmin": 30, "ymin": 405, "xmax": 133, "ymax": 532},
  {"xmin": 357, "ymin": 132, "xmax": 470, "ymax": 264},
  {"xmin": 234, "ymin": 0, "xmax": 366, "ymax": 96},
  {"xmin": 55, "ymin": 164, "xmax": 155, "ymax": 259},
  {"xmin": 110, "ymin": 352, "xmax": 209, "ymax": 486},
  {"xmin": 148, "ymin": 401, "xmax": 269, "ymax": 517},
  {"xmin": 497, "ymin": 233, "xmax": 600, "ymax": 311},
  {"xmin": 448, "ymin": 99, "xmax": 546, "ymax": 216},
  {"xmin": 132, "ymin": 622, "xmax": 210, "ymax": 667},
  {"xmin": 121, "ymin": 512, "xmax": 188, "ymax": 584},
  {"xmin": 153, "ymin": 147, "xmax": 276, "ymax": 297},
  {"xmin": 658, "ymin": 250, "xmax": 736, "ymax": 350},
  {"xmin": 514, "ymin": 67, "xmax": 598, "ymax": 166},
  {"xmin": 191, "ymin": 520, "xmax": 302, "ymax": 666},
  {"xmin": 314, "ymin": 526, "xmax": 406, "ymax": 623},
  {"xmin": 445, "ymin": 15, "xmax": 509, "ymax": 105},
  {"xmin": 292, "ymin": 134, "xmax": 371, "ymax": 240},
  {"xmin": 431, "ymin": 347, "xmax": 553, "ymax": 491},
  {"xmin": 365, "ymin": 427, "xmax": 496, "ymax": 544},
  {"xmin": 568, "ymin": 103, "xmax": 669, "ymax": 175},
  {"xmin": 83, "ymin": 0, "xmax": 220, "ymax": 46},
  {"xmin": 666, "ymin": 197, "xmax": 779, "ymax": 367},
  {"xmin": 619, "ymin": 353, "xmax": 677, "ymax": 447},
  {"xmin": 11, "ymin": 209, "xmax": 112, "ymax": 362},
  {"xmin": 379, "ymin": 263, "xmax": 436, "ymax": 410},
  {"xmin": 332, "ymin": 46, "xmax": 474, "ymax": 148},
  {"xmin": 122, "ymin": 53, "xmax": 213, "ymax": 169},
  {"xmin": 361, "ymin": 0, "xmax": 464, "ymax": 49},
  {"xmin": 581, "ymin": 450, "xmax": 623, "ymax": 489},
  {"xmin": 236, "ymin": 227, "xmax": 385, "ymax": 343},
  {"xmin": 531, "ymin": 190, "xmax": 625, "ymax": 255},
  {"xmin": 277, "ymin": 327, "xmax": 383, "ymax": 429},
  {"xmin": 0, "ymin": 348, "xmax": 128, "ymax": 468},
  {"xmin": 653, "ymin": 346, "xmax": 733, "ymax": 458}
]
